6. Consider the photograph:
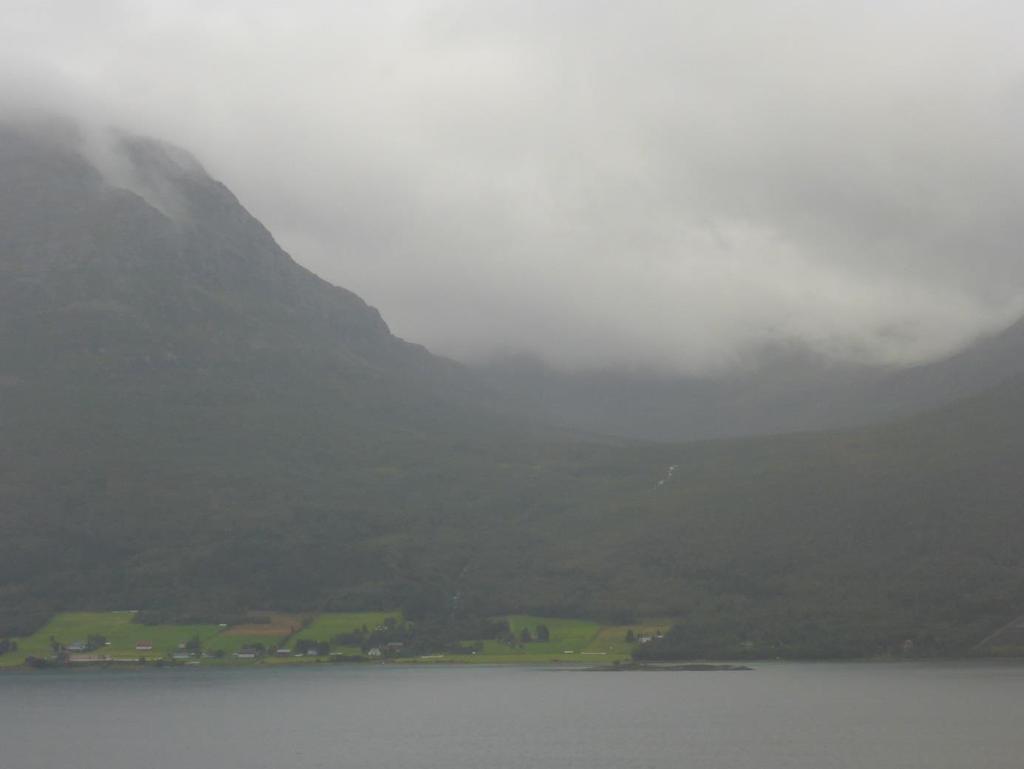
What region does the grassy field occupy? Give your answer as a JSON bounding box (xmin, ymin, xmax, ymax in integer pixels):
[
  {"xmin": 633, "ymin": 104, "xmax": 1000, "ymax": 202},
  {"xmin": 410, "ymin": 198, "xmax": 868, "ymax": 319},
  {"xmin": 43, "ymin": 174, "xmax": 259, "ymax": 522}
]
[
  {"xmin": 290, "ymin": 612, "xmax": 401, "ymax": 645},
  {"xmin": 480, "ymin": 615, "xmax": 602, "ymax": 656},
  {"xmin": 204, "ymin": 633, "xmax": 286, "ymax": 656},
  {"xmin": 0, "ymin": 612, "xmax": 223, "ymax": 666},
  {"xmin": 582, "ymin": 621, "xmax": 671, "ymax": 657},
  {"xmin": 0, "ymin": 611, "xmax": 669, "ymax": 668}
]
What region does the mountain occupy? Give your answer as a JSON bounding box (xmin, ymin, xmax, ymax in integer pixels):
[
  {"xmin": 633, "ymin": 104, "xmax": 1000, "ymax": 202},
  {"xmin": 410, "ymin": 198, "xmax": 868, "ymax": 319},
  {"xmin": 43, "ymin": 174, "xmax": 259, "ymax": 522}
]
[
  {"xmin": 2, "ymin": 119, "xmax": 675, "ymax": 636},
  {"xmin": 0, "ymin": 118, "xmax": 557, "ymax": 630},
  {"xmin": 476, "ymin": 318, "xmax": 1024, "ymax": 441},
  {"xmin": 0, "ymin": 120, "xmax": 486, "ymax": 418},
  {"xmin": 515, "ymin": 377, "xmax": 1024, "ymax": 656},
  {"xmin": 3, "ymin": 118, "xmax": 1024, "ymax": 658}
]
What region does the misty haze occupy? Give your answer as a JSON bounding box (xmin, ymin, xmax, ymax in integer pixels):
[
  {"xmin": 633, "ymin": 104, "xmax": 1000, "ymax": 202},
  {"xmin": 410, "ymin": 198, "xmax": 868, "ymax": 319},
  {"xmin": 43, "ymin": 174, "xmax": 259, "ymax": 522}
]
[{"xmin": 3, "ymin": 2, "xmax": 1024, "ymax": 768}]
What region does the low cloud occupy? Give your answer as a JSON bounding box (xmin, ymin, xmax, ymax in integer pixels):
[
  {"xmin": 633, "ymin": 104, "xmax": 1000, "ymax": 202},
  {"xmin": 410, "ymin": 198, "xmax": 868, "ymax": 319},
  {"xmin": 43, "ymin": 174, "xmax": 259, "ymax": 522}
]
[{"xmin": 5, "ymin": 1, "xmax": 1024, "ymax": 373}]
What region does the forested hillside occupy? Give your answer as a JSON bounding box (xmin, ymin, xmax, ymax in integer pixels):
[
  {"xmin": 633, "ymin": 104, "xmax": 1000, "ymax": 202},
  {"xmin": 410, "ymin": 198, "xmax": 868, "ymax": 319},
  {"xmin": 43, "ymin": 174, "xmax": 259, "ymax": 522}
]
[
  {"xmin": 0, "ymin": 119, "xmax": 639, "ymax": 632},
  {"xmin": 3, "ymin": 120, "xmax": 1024, "ymax": 658}
]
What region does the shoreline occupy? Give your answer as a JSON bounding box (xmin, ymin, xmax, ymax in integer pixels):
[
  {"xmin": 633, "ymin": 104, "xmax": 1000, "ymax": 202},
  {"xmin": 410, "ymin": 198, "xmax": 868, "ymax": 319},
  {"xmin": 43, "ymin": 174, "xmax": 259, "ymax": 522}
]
[{"xmin": 5, "ymin": 655, "xmax": 1022, "ymax": 673}]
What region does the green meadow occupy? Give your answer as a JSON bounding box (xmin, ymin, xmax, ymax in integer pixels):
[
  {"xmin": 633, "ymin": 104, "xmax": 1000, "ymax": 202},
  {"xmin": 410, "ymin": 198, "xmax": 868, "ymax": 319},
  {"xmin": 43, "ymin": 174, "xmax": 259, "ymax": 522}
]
[
  {"xmin": 204, "ymin": 633, "xmax": 283, "ymax": 656},
  {"xmin": 477, "ymin": 615, "xmax": 603, "ymax": 658},
  {"xmin": 291, "ymin": 612, "xmax": 401, "ymax": 644},
  {"xmin": 0, "ymin": 611, "xmax": 661, "ymax": 667},
  {"xmin": 583, "ymin": 620, "xmax": 672, "ymax": 657},
  {"xmin": 0, "ymin": 612, "xmax": 222, "ymax": 666},
  {"xmin": 450, "ymin": 615, "xmax": 641, "ymax": 663}
]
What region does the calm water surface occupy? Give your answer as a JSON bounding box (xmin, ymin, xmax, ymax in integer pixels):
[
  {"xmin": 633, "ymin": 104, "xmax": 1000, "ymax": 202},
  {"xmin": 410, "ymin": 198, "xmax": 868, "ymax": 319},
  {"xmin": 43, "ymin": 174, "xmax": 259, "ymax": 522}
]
[{"xmin": 2, "ymin": 661, "xmax": 1023, "ymax": 768}]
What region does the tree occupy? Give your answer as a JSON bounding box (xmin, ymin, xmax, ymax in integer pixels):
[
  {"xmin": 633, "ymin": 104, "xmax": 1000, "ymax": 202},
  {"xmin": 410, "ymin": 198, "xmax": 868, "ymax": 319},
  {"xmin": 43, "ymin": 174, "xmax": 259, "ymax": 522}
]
[
  {"xmin": 519, "ymin": 627, "xmax": 533, "ymax": 644},
  {"xmin": 535, "ymin": 624, "xmax": 550, "ymax": 642},
  {"xmin": 625, "ymin": 629, "xmax": 635, "ymax": 643}
]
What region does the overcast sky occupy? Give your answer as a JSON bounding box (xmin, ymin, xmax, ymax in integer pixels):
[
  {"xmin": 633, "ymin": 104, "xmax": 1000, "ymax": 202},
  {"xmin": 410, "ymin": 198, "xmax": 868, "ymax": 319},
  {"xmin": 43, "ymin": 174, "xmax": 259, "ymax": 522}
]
[{"xmin": 5, "ymin": 1, "xmax": 1024, "ymax": 373}]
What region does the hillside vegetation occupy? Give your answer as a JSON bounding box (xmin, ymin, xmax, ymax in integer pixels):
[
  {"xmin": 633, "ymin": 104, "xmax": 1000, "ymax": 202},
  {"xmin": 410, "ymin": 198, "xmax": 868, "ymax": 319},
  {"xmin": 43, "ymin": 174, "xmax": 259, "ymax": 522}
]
[
  {"xmin": 3, "ymin": 120, "xmax": 1024, "ymax": 658},
  {"xmin": 0, "ymin": 610, "xmax": 643, "ymax": 667}
]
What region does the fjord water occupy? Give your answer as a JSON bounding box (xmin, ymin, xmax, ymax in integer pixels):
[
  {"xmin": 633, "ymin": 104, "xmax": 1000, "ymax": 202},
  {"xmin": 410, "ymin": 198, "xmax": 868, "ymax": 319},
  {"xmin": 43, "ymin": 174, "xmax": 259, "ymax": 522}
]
[{"xmin": 2, "ymin": 662, "xmax": 1023, "ymax": 768}]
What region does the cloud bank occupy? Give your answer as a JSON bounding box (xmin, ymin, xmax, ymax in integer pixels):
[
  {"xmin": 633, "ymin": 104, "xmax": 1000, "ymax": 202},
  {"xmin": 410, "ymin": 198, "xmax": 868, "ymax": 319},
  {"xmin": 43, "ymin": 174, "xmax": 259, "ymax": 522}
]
[{"xmin": 5, "ymin": 0, "xmax": 1024, "ymax": 373}]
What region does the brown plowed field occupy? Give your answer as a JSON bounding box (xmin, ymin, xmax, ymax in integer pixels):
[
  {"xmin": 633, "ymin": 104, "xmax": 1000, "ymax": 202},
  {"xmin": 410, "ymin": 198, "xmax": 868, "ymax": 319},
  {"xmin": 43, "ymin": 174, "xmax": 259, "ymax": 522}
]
[{"xmin": 222, "ymin": 613, "xmax": 308, "ymax": 637}]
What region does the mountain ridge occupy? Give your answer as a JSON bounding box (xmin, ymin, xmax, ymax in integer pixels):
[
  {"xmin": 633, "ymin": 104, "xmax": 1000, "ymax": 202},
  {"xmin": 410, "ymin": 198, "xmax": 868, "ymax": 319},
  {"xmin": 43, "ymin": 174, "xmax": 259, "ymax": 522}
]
[
  {"xmin": 475, "ymin": 310, "xmax": 1024, "ymax": 442},
  {"xmin": 3, "ymin": 120, "xmax": 1024, "ymax": 659}
]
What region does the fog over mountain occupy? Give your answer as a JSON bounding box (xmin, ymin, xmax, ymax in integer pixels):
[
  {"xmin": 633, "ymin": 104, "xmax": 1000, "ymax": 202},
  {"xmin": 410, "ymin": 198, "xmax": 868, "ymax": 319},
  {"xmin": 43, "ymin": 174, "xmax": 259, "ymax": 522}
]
[
  {"xmin": 5, "ymin": 1, "xmax": 1024, "ymax": 374},
  {"xmin": 6, "ymin": 120, "xmax": 1024, "ymax": 657}
]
